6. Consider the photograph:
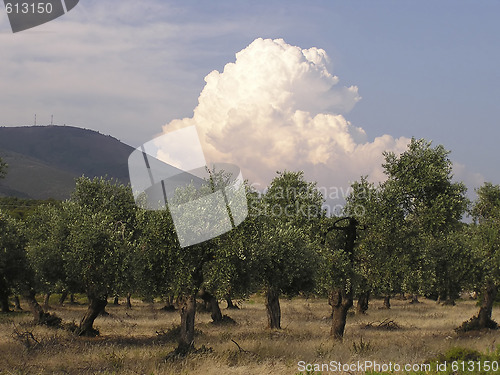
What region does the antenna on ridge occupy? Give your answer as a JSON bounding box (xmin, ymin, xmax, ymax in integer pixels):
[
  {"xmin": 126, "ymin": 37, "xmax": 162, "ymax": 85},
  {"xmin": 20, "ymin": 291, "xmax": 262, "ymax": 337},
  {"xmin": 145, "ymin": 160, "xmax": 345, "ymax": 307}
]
[
  {"xmin": 34, "ymin": 114, "xmax": 37, "ymax": 126},
  {"xmin": 51, "ymin": 115, "xmax": 53, "ymax": 125}
]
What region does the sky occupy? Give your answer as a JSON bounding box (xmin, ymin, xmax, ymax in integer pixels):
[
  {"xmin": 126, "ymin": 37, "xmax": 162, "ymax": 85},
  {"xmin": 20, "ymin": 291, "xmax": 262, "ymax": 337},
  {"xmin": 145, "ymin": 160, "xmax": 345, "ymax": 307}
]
[{"xmin": 1, "ymin": 0, "xmax": 499, "ymax": 205}]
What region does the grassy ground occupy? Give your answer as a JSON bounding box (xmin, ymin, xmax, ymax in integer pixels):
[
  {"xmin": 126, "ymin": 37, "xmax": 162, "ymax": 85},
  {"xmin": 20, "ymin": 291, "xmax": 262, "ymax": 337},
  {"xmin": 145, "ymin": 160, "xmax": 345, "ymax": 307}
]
[{"xmin": 0, "ymin": 295, "xmax": 499, "ymax": 374}]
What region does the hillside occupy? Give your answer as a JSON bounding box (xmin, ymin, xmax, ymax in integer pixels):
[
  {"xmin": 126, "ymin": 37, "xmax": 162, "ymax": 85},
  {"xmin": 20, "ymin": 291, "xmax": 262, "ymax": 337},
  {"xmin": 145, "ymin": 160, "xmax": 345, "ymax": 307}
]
[{"xmin": 0, "ymin": 125, "xmax": 135, "ymax": 199}]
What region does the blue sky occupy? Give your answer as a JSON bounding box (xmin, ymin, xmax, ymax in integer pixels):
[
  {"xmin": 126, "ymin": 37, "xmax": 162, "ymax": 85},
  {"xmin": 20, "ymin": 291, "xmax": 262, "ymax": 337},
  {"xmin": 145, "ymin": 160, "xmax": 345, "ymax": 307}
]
[{"xmin": 1, "ymin": 0, "xmax": 499, "ymax": 195}]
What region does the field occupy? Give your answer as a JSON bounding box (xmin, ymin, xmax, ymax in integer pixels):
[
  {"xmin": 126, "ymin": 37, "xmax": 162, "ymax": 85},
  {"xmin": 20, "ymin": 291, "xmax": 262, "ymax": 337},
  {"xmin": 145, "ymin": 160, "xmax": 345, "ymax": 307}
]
[{"xmin": 0, "ymin": 296, "xmax": 499, "ymax": 374}]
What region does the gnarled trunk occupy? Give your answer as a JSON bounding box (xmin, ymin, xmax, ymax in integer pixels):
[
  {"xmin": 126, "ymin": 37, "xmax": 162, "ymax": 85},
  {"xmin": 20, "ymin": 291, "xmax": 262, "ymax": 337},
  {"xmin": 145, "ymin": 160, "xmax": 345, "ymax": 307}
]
[
  {"xmin": 43, "ymin": 292, "xmax": 51, "ymax": 309},
  {"xmin": 177, "ymin": 294, "xmax": 196, "ymax": 353},
  {"xmin": 409, "ymin": 294, "xmax": 420, "ymax": 304},
  {"xmin": 330, "ymin": 288, "xmax": 353, "ymax": 340},
  {"xmin": 25, "ymin": 290, "xmax": 45, "ymax": 323},
  {"xmin": 458, "ymin": 282, "xmax": 498, "ymax": 332},
  {"xmin": 265, "ymin": 287, "xmax": 281, "ymax": 329},
  {"xmin": 14, "ymin": 295, "xmax": 22, "ymax": 310},
  {"xmin": 59, "ymin": 291, "xmax": 68, "ymax": 305},
  {"xmin": 76, "ymin": 295, "xmax": 107, "ymax": 336},
  {"xmin": 383, "ymin": 295, "xmax": 391, "ymax": 309},
  {"xmin": 24, "ymin": 290, "xmax": 61, "ymax": 326},
  {"xmin": 356, "ymin": 291, "xmax": 370, "ymax": 314},
  {"xmin": 478, "ymin": 282, "xmax": 498, "ymax": 328},
  {"xmin": 0, "ymin": 291, "xmax": 10, "ymax": 313},
  {"xmin": 126, "ymin": 293, "xmax": 132, "ymax": 309},
  {"xmin": 199, "ymin": 289, "xmax": 222, "ymax": 323},
  {"xmin": 161, "ymin": 295, "xmax": 176, "ymax": 311},
  {"xmin": 226, "ymin": 296, "xmax": 239, "ymax": 309}
]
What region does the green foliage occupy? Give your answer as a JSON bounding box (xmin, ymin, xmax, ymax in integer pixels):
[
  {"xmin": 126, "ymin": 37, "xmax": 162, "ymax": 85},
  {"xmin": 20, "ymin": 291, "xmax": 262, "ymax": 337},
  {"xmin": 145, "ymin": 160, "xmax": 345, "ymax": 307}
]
[
  {"xmin": 262, "ymin": 170, "xmax": 325, "ymax": 226},
  {"xmin": 434, "ymin": 347, "xmax": 483, "ymax": 362},
  {"xmin": 135, "ymin": 168, "xmax": 255, "ymax": 303},
  {"xmin": 343, "ymin": 177, "xmax": 408, "ymax": 297},
  {"xmin": 24, "ymin": 204, "xmax": 71, "ymax": 294},
  {"xmin": 423, "ymin": 227, "xmax": 475, "ymax": 301},
  {"xmin": 0, "ymin": 209, "xmax": 28, "ymax": 302},
  {"xmin": 316, "ymin": 220, "xmax": 354, "ymax": 294},
  {"xmin": 377, "ymin": 138, "xmax": 468, "ymax": 298},
  {"xmin": 471, "ymin": 182, "xmax": 500, "ymax": 222},
  {"xmin": 71, "ymin": 176, "xmax": 137, "ymax": 225},
  {"xmin": 64, "ymin": 177, "xmax": 137, "ymax": 299},
  {"xmin": 201, "ymin": 213, "xmax": 258, "ymax": 301},
  {"xmin": 255, "ymin": 171, "xmax": 324, "ymax": 296},
  {"xmin": 23, "ymin": 178, "xmax": 138, "ymax": 301},
  {"xmin": 0, "ymin": 157, "xmax": 7, "ymax": 179},
  {"xmin": 382, "ymin": 138, "xmax": 468, "ymax": 234},
  {"xmin": 253, "ymin": 219, "xmax": 319, "ymax": 296},
  {"xmin": 468, "ymin": 183, "xmax": 500, "ymax": 288},
  {"xmin": 0, "ymin": 197, "xmax": 60, "ymax": 221},
  {"xmin": 134, "ymin": 208, "xmax": 178, "ymax": 299}
]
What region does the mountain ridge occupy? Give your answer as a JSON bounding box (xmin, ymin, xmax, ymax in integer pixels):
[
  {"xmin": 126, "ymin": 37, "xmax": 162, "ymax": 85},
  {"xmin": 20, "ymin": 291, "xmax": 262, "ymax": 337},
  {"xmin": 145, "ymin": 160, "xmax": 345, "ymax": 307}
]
[{"xmin": 0, "ymin": 125, "xmax": 135, "ymax": 200}]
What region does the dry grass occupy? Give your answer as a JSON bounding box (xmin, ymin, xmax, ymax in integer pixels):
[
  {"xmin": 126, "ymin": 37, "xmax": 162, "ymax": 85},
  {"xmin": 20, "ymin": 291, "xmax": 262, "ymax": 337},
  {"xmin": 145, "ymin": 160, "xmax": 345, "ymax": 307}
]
[{"xmin": 0, "ymin": 295, "xmax": 499, "ymax": 374}]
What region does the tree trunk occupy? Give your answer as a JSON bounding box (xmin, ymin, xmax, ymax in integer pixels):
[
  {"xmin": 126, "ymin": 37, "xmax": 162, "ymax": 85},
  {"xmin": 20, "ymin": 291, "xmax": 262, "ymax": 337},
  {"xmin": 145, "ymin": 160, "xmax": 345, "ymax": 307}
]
[
  {"xmin": 113, "ymin": 296, "xmax": 120, "ymax": 305},
  {"xmin": 126, "ymin": 293, "xmax": 132, "ymax": 309},
  {"xmin": 441, "ymin": 298, "xmax": 456, "ymax": 306},
  {"xmin": 161, "ymin": 295, "xmax": 176, "ymax": 311},
  {"xmin": 383, "ymin": 295, "xmax": 391, "ymax": 309},
  {"xmin": 0, "ymin": 291, "xmax": 10, "ymax": 313},
  {"xmin": 478, "ymin": 282, "xmax": 498, "ymax": 329},
  {"xmin": 265, "ymin": 287, "xmax": 281, "ymax": 329},
  {"xmin": 70, "ymin": 293, "xmax": 76, "ymax": 304},
  {"xmin": 24, "ymin": 290, "xmax": 61, "ymax": 326},
  {"xmin": 177, "ymin": 294, "xmax": 196, "ymax": 353},
  {"xmin": 210, "ymin": 298, "xmax": 222, "ymax": 323},
  {"xmin": 43, "ymin": 292, "xmax": 51, "ymax": 309},
  {"xmin": 226, "ymin": 296, "xmax": 239, "ymax": 309},
  {"xmin": 59, "ymin": 291, "xmax": 68, "ymax": 305},
  {"xmin": 14, "ymin": 295, "xmax": 22, "ymax": 310},
  {"xmin": 76, "ymin": 295, "xmax": 107, "ymax": 336},
  {"xmin": 25, "ymin": 290, "xmax": 45, "ymax": 323},
  {"xmin": 409, "ymin": 294, "xmax": 420, "ymax": 304},
  {"xmin": 199, "ymin": 289, "xmax": 222, "ymax": 323},
  {"xmin": 356, "ymin": 291, "xmax": 370, "ymax": 314},
  {"xmin": 330, "ymin": 288, "xmax": 353, "ymax": 340}
]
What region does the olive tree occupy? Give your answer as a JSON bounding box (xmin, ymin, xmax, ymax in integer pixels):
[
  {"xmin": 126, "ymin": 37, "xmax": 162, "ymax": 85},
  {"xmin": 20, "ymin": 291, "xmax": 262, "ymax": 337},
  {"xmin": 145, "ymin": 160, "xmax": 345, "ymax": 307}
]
[
  {"xmin": 135, "ymin": 169, "xmax": 253, "ymax": 354},
  {"xmin": 458, "ymin": 182, "xmax": 500, "ymax": 330},
  {"xmin": 381, "ymin": 138, "xmax": 468, "ymax": 302},
  {"xmin": 256, "ymin": 171, "xmax": 323, "ymax": 329},
  {"xmin": 0, "ymin": 210, "xmax": 26, "ymax": 312},
  {"xmin": 64, "ymin": 177, "xmax": 137, "ymax": 336},
  {"xmin": 254, "ymin": 219, "xmax": 318, "ymax": 329},
  {"xmin": 25, "ymin": 203, "xmax": 76, "ymax": 306}
]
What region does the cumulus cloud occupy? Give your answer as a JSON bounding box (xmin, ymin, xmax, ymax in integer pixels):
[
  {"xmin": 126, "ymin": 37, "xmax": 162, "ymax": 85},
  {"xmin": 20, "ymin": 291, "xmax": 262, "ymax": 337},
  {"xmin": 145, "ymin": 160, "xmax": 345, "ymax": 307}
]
[{"xmin": 162, "ymin": 38, "xmax": 410, "ymax": 204}]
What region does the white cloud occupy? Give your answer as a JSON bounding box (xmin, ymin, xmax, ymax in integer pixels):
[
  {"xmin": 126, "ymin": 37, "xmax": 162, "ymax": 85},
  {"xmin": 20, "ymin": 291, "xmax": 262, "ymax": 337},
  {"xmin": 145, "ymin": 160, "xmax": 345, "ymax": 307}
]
[{"xmin": 163, "ymin": 38, "xmax": 410, "ymax": 200}]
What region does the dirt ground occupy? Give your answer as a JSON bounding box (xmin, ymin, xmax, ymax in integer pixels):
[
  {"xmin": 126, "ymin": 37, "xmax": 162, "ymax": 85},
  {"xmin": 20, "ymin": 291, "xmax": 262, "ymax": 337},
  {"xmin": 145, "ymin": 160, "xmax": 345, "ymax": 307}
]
[{"xmin": 0, "ymin": 295, "xmax": 498, "ymax": 374}]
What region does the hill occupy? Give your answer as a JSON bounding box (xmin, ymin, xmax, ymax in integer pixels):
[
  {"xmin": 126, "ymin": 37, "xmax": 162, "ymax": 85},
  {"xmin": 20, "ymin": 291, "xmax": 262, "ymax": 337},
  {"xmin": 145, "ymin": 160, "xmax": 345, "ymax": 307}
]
[{"xmin": 0, "ymin": 125, "xmax": 135, "ymax": 200}]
